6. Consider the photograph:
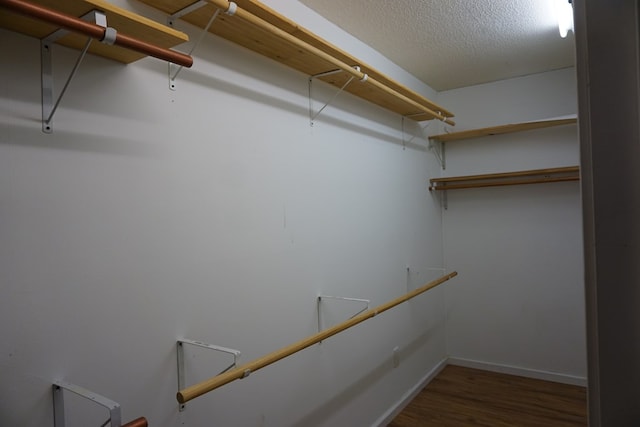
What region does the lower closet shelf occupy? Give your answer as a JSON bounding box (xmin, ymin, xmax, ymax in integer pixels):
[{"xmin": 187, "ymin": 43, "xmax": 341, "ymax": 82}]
[{"xmin": 429, "ymin": 166, "xmax": 580, "ymax": 191}]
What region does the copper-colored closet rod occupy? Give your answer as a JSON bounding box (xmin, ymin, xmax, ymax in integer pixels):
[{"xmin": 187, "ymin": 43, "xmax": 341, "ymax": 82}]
[
  {"xmin": 177, "ymin": 271, "xmax": 458, "ymax": 404},
  {"xmin": 123, "ymin": 417, "xmax": 148, "ymax": 427},
  {"xmin": 0, "ymin": 0, "xmax": 193, "ymax": 67}
]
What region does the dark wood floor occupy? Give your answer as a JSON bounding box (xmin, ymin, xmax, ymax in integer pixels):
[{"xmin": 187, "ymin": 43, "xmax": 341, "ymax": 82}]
[{"xmin": 388, "ymin": 365, "xmax": 587, "ymax": 426}]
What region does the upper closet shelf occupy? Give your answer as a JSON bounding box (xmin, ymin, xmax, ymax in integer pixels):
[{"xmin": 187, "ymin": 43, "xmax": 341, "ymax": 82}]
[
  {"xmin": 430, "ymin": 117, "xmax": 577, "ymax": 143},
  {"xmin": 0, "ymin": 0, "xmax": 190, "ymax": 64},
  {"xmin": 137, "ymin": 0, "xmax": 455, "ymax": 124}
]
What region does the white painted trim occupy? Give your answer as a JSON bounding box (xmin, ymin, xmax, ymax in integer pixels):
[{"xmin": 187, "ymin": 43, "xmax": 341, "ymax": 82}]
[
  {"xmin": 447, "ymin": 357, "xmax": 588, "ymax": 387},
  {"xmin": 372, "ymin": 358, "xmax": 448, "ymax": 427}
]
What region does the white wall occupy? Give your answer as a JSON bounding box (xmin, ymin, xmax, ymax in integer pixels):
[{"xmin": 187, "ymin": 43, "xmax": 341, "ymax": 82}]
[
  {"xmin": 0, "ymin": 2, "xmax": 449, "ymax": 426},
  {"xmin": 437, "ymin": 68, "xmax": 587, "ymax": 382}
]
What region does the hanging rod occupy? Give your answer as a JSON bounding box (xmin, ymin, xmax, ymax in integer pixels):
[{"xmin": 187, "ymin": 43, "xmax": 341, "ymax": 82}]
[
  {"xmin": 202, "ymin": 0, "xmax": 454, "ymax": 125},
  {"xmin": 0, "ymin": 0, "xmax": 193, "ymax": 67},
  {"xmin": 176, "ymin": 271, "xmax": 458, "ymax": 404},
  {"xmin": 122, "ymin": 418, "xmax": 148, "ymax": 427}
]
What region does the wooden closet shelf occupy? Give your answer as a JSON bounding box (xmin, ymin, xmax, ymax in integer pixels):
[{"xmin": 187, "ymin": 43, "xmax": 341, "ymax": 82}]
[
  {"xmin": 138, "ymin": 0, "xmax": 454, "ymax": 123},
  {"xmin": 429, "ymin": 118, "xmax": 577, "ymax": 143},
  {"xmin": 0, "ymin": 0, "xmax": 189, "ymax": 63},
  {"xmin": 429, "ymin": 166, "xmax": 580, "ymax": 191}
]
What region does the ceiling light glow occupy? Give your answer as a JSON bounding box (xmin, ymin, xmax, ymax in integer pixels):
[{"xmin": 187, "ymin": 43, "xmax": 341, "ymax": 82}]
[{"xmin": 555, "ymin": 0, "xmax": 574, "ymax": 38}]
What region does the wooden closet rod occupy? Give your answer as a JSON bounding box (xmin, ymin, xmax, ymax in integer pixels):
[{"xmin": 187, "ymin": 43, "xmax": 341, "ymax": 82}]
[
  {"xmin": 0, "ymin": 0, "xmax": 193, "ymax": 67},
  {"xmin": 177, "ymin": 271, "xmax": 458, "ymax": 404},
  {"xmin": 205, "ymin": 0, "xmax": 454, "ymax": 126}
]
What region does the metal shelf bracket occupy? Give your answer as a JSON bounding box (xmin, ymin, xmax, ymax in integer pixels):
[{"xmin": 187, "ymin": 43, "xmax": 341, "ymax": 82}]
[
  {"xmin": 176, "ymin": 338, "xmax": 241, "ymax": 411},
  {"xmin": 167, "ymin": 1, "xmax": 220, "ymax": 90},
  {"xmin": 400, "ymin": 115, "xmax": 446, "ymax": 169},
  {"xmin": 401, "ymin": 115, "xmax": 437, "ymax": 152},
  {"xmin": 308, "ymin": 66, "xmax": 362, "ymax": 126},
  {"xmin": 41, "ymin": 10, "xmax": 114, "ymax": 134},
  {"xmin": 167, "ymin": 1, "xmax": 238, "ymax": 90},
  {"xmin": 52, "ymin": 381, "xmax": 121, "ymax": 427},
  {"xmin": 432, "ymin": 139, "xmax": 446, "ymax": 169},
  {"xmin": 431, "ymin": 118, "xmax": 456, "ymax": 169},
  {"xmin": 441, "ymin": 188, "xmax": 448, "ymax": 210},
  {"xmin": 317, "ymin": 294, "xmax": 370, "ymax": 340}
]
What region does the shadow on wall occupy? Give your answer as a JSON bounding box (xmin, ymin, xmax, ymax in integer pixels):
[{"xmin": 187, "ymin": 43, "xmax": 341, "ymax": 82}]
[
  {"xmin": 290, "ymin": 326, "xmax": 439, "ymax": 427},
  {"xmin": 175, "ymin": 66, "xmax": 430, "ymax": 153},
  {"xmin": 0, "ymin": 121, "xmax": 164, "ymax": 158},
  {"xmin": 0, "ymin": 366, "xmax": 54, "ymax": 427},
  {"xmin": 2, "ymin": 63, "xmax": 430, "ymax": 155}
]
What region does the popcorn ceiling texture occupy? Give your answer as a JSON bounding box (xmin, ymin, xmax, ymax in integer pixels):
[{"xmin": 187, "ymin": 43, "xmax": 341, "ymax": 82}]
[{"xmin": 299, "ymin": 0, "xmax": 575, "ymax": 90}]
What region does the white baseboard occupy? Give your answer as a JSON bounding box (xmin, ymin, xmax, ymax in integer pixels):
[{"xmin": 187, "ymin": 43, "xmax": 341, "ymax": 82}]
[
  {"xmin": 372, "ymin": 357, "xmax": 448, "ymax": 427},
  {"xmin": 447, "ymin": 357, "xmax": 588, "ymax": 387}
]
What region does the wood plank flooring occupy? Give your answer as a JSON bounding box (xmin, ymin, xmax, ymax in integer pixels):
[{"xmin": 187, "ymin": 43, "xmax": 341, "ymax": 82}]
[{"xmin": 388, "ymin": 365, "xmax": 587, "ymax": 426}]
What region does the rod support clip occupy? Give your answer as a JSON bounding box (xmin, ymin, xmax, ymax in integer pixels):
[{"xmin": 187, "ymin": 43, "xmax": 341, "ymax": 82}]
[
  {"xmin": 226, "ymin": 2, "xmax": 238, "ymax": 15},
  {"xmin": 101, "ymin": 27, "xmax": 117, "ymax": 45}
]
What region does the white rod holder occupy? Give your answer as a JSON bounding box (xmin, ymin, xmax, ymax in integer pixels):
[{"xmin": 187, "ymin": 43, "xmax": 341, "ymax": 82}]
[
  {"xmin": 317, "ymin": 295, "xmax": 370, "ymax": 338},
  {"xmin": 52, "ymin": 381, "xmax": 121, "ymax": 427},
  {"xmin": 176, "ymin": 339, "xmax": 241, "ymax": 411}
]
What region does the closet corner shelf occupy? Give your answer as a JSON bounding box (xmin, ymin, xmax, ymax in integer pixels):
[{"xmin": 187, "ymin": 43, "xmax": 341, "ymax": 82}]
[
  {"xmin": 429, "ymin": 166, "xmax": 580, "ymax": 191},
  {"xmin": 137, "ymin": 0, "xmax": 454, "ymax": 123},
  {"xmin": 0, "ymin": 0, "xmax": 189, "ymax": 63},
  {"xmin": 429, "ymin": 118, "xmax": 577, "ymax": 143}
]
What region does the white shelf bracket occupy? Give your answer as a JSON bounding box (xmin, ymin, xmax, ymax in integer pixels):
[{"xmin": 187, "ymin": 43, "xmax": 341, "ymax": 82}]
[
  {"xmin": 176, "ymin": 338, "xmax": 241, "ymax": 411},
  {"xmin": 52, "ymin": 381, "xmax": 122, "ymax": 427},
  {"xmin": 308, "ymin": 66, "xmax": 361, "ymax": 126},
  {"xmin": 41, "ymin": 10, "xmax": 112, "ymax": 134},
  {"xmin": 427, "ymin": 112, "xmax": 454, "ymax": 169},
  {"xmin": 401, "ymin": 115, "xmax": 436, "ymax": 152},
  {"xmin": 441, "ymin": 188, "xmax": 448, "ymax": 210},
  {"xmin": 167, "ymin": 1, "xmax": 222, "ymax": 90},
  {"xmin": 429, "ymin": 138, "xmax": 446, "ymax": 169},
  {"xmin": 317, "ymin": 295, "xmax": 370, "ymax": 341}
]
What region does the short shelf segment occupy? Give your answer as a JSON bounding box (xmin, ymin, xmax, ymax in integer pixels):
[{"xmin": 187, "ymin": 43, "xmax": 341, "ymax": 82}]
[
  {"xmin": 429, "ymin": 118, "xmax": 577, "ymax": 143},
  {"xmin": 429, "ymin": 166, "xmax": 580, "ymax": 191}
]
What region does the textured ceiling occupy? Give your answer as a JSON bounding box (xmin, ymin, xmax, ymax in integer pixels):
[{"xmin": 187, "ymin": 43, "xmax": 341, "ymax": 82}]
[{"xmin": 299, "ymin": 0, "xmax": 575, "ymax": 91}]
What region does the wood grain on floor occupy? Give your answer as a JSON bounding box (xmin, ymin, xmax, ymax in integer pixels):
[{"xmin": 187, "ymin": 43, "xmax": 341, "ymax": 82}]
[{"xmin": 388, "ymin": 365, "xmax": 587, "ymax": 426}]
